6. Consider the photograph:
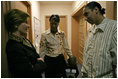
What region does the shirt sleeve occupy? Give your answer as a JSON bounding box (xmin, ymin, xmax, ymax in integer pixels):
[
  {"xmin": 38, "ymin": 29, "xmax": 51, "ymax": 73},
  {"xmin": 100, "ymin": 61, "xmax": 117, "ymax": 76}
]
[
  {"xmin": 110, "ymin": 23, "xmax": 117, "ymax": 76},
  {"xmin": 39, "ymin": 34, "xmax": 46, "ymax": 59},
  {"xmin": 110, "ymin": 28, "xmax": 117, "ymax": 64},
  {"xmin": 61, "ymin": 32, "xmax": 72, "ymax": 57}
]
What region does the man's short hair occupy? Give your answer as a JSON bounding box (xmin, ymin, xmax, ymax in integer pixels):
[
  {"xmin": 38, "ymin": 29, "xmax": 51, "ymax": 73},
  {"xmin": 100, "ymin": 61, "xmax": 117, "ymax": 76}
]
[
  {"xmin": 49, "ymin": 15, "xmax": 60, "ymax": 23},
  {"xmin": 85, "ymin": 1, "xmax": 105, "ymax": 15}
]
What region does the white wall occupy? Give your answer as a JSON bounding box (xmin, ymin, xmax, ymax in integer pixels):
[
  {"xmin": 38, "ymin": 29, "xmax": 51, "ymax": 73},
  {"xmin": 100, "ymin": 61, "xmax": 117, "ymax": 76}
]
[
  {"xmin": 30, "ymin": 1, "xmax": 40, "ymax": 53},
  {"xmin": 40, "ymin": 4, "xmax": 72, "ymax": 48}
]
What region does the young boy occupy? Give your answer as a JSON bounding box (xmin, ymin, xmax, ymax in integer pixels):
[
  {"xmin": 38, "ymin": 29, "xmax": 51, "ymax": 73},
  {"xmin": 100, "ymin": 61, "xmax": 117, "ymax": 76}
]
[{"xmin": 66, "ymin": 56, "xmax": 79, "ymax": 78}]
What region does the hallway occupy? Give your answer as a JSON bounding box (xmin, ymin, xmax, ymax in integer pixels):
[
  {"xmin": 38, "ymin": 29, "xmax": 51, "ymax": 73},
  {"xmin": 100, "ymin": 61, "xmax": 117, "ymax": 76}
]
[{"xmin": 1, "ymin": 1, "xmax": 117, "ymax": 78}]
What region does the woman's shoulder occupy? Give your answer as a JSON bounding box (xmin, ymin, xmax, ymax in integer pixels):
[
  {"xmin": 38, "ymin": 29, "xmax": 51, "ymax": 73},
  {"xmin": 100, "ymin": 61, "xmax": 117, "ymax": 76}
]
[
  {"xmin": 6, "ymin": 39, "xmax": 24, "ymax": 51},
  {"xmin": 7, "ymin": 39, "xmax": 22, "ymax": 45}
]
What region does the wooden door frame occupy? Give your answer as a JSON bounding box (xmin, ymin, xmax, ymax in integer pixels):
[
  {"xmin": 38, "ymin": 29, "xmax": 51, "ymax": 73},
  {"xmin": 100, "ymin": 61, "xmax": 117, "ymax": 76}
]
[
  {"xmin": 1, "ymin": 1, "xmax": 10, "ymax": 77},
  {"xmin": 71, "ymin": 1, "xmax": 87, "ymax": 64},
  {"xmin": 106, "ymin": 1, "xmax": 117, "ymax": 20}
]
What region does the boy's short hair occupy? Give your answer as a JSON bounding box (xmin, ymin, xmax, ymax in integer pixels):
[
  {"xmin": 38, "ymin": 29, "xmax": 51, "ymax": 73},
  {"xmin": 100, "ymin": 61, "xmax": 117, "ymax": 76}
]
[{"xmin": 68, "ymin": 56, "xmax": 77, "ymax": 67}]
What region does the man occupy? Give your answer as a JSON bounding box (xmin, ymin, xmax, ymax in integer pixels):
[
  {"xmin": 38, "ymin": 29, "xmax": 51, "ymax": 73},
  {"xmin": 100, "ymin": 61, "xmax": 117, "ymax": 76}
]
[
  {"xmin": 39, "ymin": 15, "xmax": 72, "ymax": 78},
  {"xmin": 81, "ymin": 1, "xmax": 117, "ymax": 78}
]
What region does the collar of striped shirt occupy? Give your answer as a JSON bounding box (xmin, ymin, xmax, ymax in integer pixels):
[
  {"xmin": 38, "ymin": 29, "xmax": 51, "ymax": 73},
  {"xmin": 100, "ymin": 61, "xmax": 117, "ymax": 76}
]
[{"xmin": 89, "ymin": 17, "xmax": 109, "ymax": 33}]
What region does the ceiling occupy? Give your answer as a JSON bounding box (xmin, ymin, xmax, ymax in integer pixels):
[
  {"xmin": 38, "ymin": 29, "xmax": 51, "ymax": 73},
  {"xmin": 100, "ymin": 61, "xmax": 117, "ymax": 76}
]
[{"xmin": 39, "ymin": 1, "xmax": 74, "ymax": 5}]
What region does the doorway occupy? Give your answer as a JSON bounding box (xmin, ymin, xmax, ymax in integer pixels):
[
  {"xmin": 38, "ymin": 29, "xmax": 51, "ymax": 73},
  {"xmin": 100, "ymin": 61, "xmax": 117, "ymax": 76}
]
[{"xmin": 71, "ymin": 2, "xmax": 87, "ymax": 64}]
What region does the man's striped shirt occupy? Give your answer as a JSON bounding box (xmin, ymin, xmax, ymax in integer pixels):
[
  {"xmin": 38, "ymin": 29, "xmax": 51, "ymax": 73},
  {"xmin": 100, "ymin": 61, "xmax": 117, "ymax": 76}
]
[{"xmin": 81, "ymin": 17, "xmax": 117, "ymax": 78}]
